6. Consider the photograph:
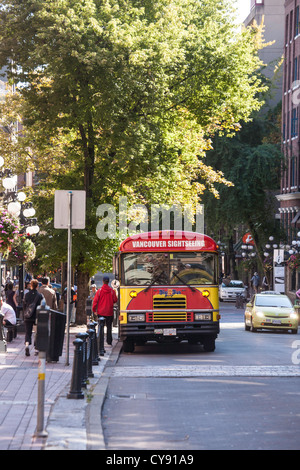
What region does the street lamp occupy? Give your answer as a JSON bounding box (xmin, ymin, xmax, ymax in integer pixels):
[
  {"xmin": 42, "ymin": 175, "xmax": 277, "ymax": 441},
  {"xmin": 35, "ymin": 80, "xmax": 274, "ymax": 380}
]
[
  {"xmin": 241, "ymin": 244, "xmax": 256, "ymax": 259},
  {"xmin": 289, "ymin": 232, "xmax": 300, "ymax": 255}
]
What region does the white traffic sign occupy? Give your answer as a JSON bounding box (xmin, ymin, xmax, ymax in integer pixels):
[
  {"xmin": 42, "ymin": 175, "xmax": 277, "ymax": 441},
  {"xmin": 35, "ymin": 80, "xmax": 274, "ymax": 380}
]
[{"xmin": 54, "ymin": 190, "xmax": 86, "ymax": 229}]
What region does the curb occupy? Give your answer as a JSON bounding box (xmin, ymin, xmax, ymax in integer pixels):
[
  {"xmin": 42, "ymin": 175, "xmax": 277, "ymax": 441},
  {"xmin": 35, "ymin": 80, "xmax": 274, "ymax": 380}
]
[
  {"xmin": 86, "ymin": 341, "xmax": 122, "ymax": 450},
  {"xmin": 44, "ymin": 336, "xmax": 122, "ymax": 450}
]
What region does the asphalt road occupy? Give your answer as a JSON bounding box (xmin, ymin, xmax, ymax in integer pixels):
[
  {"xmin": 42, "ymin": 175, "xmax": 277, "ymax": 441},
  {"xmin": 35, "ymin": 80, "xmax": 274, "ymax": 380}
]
[{"xmin": 101, "ymin": 303, "xmax": 300, "ymax": 450}]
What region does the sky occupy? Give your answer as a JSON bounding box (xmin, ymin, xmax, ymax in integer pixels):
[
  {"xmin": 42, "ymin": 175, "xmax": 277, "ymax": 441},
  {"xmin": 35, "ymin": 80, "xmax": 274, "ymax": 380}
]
[{"xmin": 236, "ymin": 0, "xmax": 251, "ymax": 23}]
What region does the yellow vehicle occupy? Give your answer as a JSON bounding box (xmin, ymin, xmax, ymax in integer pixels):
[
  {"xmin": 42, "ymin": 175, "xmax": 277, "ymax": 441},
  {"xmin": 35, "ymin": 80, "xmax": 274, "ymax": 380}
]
[
  {"xmin": 113, "ymin": 230, "xmax": 220, "ymax": 353},
  {"xmin": 244, "ymin": 293, "xmax": 298, "ymax": 334}
]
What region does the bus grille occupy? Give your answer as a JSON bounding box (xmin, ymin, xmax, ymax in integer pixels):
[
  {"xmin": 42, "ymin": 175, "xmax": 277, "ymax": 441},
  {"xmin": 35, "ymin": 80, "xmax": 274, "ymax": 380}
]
[
  {"xmin": 149, "ymin": 296, "xmax": 190, "ymax": 322},
  {"xmin": 153, "ymin": 295, "xmax": 187, "ymax": 309},
  {"xmin": 147, "ymin": 312, "xmax": 193, "ymax": 322}
]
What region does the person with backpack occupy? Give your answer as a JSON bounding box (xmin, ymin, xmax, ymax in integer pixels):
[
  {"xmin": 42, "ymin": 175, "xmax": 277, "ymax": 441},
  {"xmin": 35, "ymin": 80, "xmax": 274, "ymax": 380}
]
[
  {"xmin": 23, "ymin": 279, "xmax": 43, "ymax": 356},
  {"xmin": 92, "ymin": 276, "xmax": 117, "ymax": 345}
]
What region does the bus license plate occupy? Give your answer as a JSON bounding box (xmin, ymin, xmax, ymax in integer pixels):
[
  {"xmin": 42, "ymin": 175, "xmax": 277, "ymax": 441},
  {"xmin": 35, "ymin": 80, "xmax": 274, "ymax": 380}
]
[
  {"xmin": 154, "ymin": 328, "xmax": 177, "ymax": 336},
  {"xmin": 163, "ymin": 328, "xmax": 176, "ymax": 336}
]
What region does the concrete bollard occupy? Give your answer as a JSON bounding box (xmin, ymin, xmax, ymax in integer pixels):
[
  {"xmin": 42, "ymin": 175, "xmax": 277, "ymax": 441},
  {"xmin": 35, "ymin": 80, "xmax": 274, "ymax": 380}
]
[{"xmin": 67, "ymin": 338, "xmax": 84, "ymax": 399}]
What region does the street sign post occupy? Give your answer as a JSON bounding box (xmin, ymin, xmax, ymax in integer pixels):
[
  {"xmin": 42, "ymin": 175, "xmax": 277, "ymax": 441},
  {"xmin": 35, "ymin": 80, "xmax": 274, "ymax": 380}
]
[{"xmin": 54, "ymin": 190, "xmax": 86, "ymax": 365}]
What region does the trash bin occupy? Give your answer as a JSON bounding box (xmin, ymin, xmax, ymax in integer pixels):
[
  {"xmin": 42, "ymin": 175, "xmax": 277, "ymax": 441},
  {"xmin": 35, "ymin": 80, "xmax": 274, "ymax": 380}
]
[{"xmin": 46, "ymin": 309, "xmax": 66, "ymax": 362}]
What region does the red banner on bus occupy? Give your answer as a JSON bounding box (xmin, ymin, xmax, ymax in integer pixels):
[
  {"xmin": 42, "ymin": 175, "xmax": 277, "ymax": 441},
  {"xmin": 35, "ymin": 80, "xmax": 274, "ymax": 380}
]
[{"xmin": 119, "ymin": 231, "xmax": 218, "ymax": 252}]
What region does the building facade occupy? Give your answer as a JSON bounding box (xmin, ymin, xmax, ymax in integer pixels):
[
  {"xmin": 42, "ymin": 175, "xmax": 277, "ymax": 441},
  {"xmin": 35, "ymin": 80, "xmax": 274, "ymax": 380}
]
[
  {"xmin": 278, "ymin": 0, "xmax": 300, "ymax": 244},
  {"xmin": 245, "ymin": 0, "xmax": 285, "ymax": 107}
]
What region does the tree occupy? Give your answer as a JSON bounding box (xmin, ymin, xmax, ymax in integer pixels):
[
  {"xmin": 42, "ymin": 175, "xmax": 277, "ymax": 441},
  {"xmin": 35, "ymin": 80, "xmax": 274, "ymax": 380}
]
[
  {"xmin": 0, "ymin": 0, "xmax": 267, "ymax": 322},
  {"xmin": 202, "ymin": 102, "xmax": 283, "ymax": 278}
]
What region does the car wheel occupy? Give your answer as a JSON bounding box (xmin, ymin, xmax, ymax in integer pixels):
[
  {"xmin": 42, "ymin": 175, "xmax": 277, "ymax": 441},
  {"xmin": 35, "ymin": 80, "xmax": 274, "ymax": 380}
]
[{"xmin": 250, "ymin": 319, "xmax": 257, "ymax": 332}]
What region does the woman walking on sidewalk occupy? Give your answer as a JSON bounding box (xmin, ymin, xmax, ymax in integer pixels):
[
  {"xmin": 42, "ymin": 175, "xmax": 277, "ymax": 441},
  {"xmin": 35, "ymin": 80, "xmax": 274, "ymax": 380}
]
[{"xmin": 23, "ymin": 279, "xmax": 43, "ymax": 356}]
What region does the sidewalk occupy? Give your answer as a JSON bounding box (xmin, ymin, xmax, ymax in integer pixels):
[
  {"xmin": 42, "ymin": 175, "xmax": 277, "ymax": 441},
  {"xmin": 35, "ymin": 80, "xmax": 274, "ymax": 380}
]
[{"xmin": 0, "ymin": 323, "xmax": 119, "ymax": 450}]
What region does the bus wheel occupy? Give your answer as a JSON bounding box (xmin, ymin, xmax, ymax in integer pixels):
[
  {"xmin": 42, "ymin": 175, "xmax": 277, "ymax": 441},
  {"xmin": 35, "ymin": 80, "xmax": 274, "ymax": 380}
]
[
  {"xmin": 202, "ymin": 337, "xmax": 215, "ymax": 352},
  {"xmin": 123, "ymin": 339, "xmax": 135, "ymax": 353}
]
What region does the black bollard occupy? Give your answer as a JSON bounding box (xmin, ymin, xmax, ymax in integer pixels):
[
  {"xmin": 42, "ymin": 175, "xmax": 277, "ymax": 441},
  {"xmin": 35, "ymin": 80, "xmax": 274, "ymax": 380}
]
[
  {"xmin": 76, "ymin": 332, "xmax": 89, "ymax": 388},
  {"xmin": 86, "ymin": 328, "xmax": 95, "ymax": 378},
  {"xmin": 88, "ymin": 321, "xmax": 99, "ymax": 365},
  {"xmin": 93, "ymin": 321, "xmax": 100, "ymax": 363},
  {"xmin": 67, "ymin": 338, "xmax": 84, "ymax": 399},
  {"xmin": 98, "ymin": 316, "xmax": 105, "ymax": 356}
]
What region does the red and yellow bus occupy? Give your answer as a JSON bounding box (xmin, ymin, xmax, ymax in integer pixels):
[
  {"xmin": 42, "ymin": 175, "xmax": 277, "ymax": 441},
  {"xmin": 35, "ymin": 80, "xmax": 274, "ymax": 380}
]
[{"xmin": 113, "ymin": 230, "xmax": 220, "ymax": 353}]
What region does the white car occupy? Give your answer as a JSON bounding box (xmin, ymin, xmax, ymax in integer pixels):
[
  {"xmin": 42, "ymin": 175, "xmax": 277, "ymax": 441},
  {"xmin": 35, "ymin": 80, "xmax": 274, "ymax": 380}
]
[{"xmin": 219, "ymin": 280, "xmax": 247, "ymax": 301}]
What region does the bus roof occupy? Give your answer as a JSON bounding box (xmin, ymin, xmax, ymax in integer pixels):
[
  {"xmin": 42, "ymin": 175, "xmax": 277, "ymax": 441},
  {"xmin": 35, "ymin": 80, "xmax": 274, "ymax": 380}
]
[{"xmin": 119, "ymin": 231, "xmax": 218, "ymax": 252}]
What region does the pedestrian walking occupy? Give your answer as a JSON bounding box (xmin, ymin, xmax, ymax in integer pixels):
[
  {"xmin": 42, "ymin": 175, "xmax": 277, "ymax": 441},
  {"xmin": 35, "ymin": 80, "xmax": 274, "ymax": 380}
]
[
  {"xmin": 5, "ymin": 282, "xmax": 17, "ymax": 313},
  {"xmin": 63, "ymin": 283, "xmax": 76, "ymax": 324},
  {"xmin": 262, "ymin": 275, "xmax": 269, "ymax": 291},
  {"xmin": 92, "ymin": 276, "xmax": 117, "ymax": 345},
  {"xmin": 23, "ymin": 279, "xmax": 43, "ymax": 356},
  {"xmin": 251, "ymin": 272, "xmax": 260, "ymax": 294},
  {"xmin": 38, "ymin": 276, "xmax": 58, "ymax": 310}
]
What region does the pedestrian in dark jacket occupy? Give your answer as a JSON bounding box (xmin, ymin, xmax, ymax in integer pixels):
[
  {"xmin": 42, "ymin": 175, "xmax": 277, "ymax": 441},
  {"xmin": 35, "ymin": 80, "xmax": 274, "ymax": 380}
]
[
  {"xmin": 23, "ymin": 279, "xmax": 43, "ymax": 356},
  {"xmin": 92, "ymin": 277, "xmax": 117, "ymax": 345}
]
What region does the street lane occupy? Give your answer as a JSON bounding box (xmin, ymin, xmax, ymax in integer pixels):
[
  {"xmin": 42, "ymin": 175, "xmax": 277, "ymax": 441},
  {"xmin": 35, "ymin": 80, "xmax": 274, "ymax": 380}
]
[{"xmin": 102, "ymin": 303, "xmax": 300, "ymax": 450}]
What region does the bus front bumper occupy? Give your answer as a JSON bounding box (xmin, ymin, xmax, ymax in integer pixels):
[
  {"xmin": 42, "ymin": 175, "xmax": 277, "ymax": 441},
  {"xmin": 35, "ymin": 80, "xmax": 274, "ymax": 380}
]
[{"xmin": 119, "ymin": 321, "xmax": 220, "ymax": 342}]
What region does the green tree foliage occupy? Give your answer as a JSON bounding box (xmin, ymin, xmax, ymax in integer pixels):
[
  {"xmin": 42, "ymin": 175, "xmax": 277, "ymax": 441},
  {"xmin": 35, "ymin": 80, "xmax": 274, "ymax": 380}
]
[
  {"xmin": 0, "ymin": 0, "xmax": 268, "ymax": 321},
  {"xmin": 203, "ymin": 103, "xmax": 283, "ymax": 274}
]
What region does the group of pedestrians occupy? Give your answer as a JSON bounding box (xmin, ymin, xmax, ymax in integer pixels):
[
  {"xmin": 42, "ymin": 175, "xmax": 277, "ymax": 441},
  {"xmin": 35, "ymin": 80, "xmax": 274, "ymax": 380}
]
[
  {"xmin": 1, "ymin": 274, "xmax": 117, "ymax": 356},
  {"xmin": 1, "ymin": 276, "xmax": 59, "ymax": 356}
]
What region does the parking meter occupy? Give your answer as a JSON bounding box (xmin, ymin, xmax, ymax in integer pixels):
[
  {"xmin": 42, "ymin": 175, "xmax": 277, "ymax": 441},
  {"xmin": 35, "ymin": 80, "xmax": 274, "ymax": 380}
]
[{"xmin": 36, "ymin": 301, "xmax": 50, "ymax": 352}]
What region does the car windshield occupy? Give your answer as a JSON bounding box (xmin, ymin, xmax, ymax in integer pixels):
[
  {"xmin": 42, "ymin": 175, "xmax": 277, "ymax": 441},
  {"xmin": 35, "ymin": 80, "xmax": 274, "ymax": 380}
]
[
  {"xmin": 255, "ymin": 295, "xmax": 293, "ymax": 308},
  {"xmin": 121, "ymin": 252, "xmax": 218, "ymax": 286},
  {"xmin": 222, "ymin": 281, "xmax": 244, "ymax": 288}
]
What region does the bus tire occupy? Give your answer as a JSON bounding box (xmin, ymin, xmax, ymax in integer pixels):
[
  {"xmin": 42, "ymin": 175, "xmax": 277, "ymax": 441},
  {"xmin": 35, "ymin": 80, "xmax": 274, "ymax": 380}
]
[
  {"xmin": 123, "ymin": 339, "xmax": 135, "ymax": 353},
  {"xmin": 202, "ymin": 337, "xmax": 215, "ymax": 352}
]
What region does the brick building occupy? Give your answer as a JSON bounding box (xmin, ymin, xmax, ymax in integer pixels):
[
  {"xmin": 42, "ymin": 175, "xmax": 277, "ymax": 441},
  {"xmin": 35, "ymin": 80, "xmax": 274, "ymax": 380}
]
[{"xmin": 278, "ymin": 0, "xmax": 300, "ymax": 244}]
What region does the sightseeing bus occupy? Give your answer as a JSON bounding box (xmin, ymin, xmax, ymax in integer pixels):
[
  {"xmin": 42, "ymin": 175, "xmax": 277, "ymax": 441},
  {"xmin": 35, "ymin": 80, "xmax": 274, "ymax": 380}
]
[{"xmin": 113, "ymin": 230, "xmax": 220, "ymax": 353}]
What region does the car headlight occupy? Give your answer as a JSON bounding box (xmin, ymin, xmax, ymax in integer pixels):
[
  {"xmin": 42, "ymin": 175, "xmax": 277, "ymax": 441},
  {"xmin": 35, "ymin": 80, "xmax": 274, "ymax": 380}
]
[
  {"xmin": 128, "ymin": 313, "xmax": 145, "ymax": 322},
  {"xmin": 194, "ymin": 313, "xmax": 212, "ymax": 321},
  {"xmin": 290, "ymin": 312, "xmax": 298, "ymax": 320},
  {"xmin": 256, "ymin": 311, "xmax": 264, "ymax": 318}
]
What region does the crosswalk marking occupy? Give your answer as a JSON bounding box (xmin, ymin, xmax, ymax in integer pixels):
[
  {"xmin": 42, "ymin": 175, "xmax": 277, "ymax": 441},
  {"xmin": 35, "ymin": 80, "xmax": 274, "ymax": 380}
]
[{"xmin": 111, "ymin": 365, "xmax": 300, "ymax": 377}]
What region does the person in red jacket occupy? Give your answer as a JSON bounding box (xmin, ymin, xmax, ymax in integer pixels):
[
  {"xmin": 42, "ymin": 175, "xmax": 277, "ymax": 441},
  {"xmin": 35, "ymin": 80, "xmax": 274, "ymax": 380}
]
[{"xmin": 92, "ymin": 276, "xmax": 117, "ymax": 345}]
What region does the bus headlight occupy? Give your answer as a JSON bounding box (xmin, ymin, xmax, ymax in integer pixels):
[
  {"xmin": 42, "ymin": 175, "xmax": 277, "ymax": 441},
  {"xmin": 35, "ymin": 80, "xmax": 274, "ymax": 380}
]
[
  {"xmin": 194, "ymin": 313, "xmax": 212, "ymax": 321},
  {"xmin": 128, "ymin": 313, "xmax": 146, "ymax": 322}
]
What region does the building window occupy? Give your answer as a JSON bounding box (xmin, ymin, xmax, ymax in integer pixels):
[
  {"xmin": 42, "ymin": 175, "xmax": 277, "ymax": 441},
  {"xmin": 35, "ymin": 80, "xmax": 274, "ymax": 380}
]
[
  {"xmin": 291, "ymin": 11, "xmax": 294, "ymax": 42},
  {"xmin": 291, "ymin": 157, "xmax": 296, "ymax": 187},
  {"xmin": 294, "ymin": 57, "xmax": 298, "ymax": 82},
  {"xmin": 291, "ymin": 108, "xmax": 298, "ymax": 137},
  {"xmin": 296, "ymin": 6, "xmax": 300, "ymax": 37}
]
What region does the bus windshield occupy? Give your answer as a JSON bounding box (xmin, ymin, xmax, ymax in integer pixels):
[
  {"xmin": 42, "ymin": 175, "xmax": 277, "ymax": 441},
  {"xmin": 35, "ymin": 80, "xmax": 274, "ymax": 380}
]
[{"xmin": 121, "ymin": 252, "xmax": 218, "ymax": 286}]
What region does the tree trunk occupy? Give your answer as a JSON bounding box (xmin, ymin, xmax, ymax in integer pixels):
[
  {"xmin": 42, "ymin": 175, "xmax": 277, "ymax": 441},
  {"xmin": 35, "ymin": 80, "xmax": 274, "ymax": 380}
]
[{"xmin": 76, "ymin": 269, "xmax": 90, "ymax": 324}]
